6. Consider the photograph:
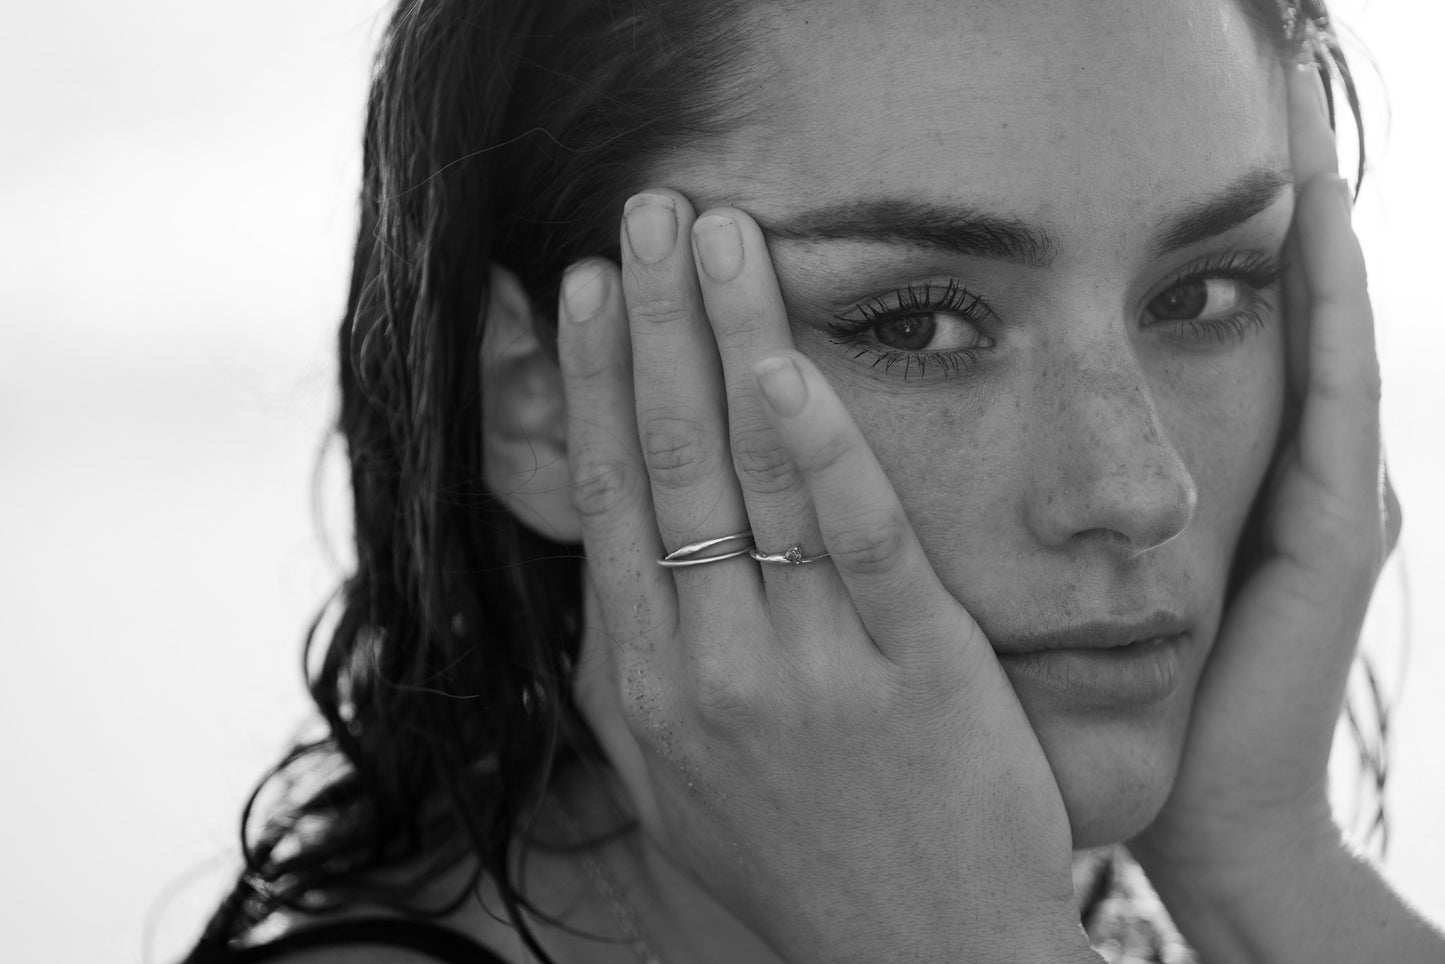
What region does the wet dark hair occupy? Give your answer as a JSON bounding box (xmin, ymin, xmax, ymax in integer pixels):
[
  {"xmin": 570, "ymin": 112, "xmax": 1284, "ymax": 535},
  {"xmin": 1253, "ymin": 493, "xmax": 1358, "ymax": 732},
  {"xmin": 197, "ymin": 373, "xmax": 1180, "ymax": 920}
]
[{"xmin": 185, "ymin": 1, "xmax": 1376, "ymax": 961}]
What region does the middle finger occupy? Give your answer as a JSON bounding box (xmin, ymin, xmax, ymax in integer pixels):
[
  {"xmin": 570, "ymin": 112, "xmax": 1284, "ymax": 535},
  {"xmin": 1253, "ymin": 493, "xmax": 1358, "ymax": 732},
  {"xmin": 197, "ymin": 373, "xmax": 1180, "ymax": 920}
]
[
  {"xmin": 691, "ymin": 208, "xmax": 845, "ymax": 613},
  {"xmin": 620, "ymin": 190, "xmax": 762, "ymax": 605}
]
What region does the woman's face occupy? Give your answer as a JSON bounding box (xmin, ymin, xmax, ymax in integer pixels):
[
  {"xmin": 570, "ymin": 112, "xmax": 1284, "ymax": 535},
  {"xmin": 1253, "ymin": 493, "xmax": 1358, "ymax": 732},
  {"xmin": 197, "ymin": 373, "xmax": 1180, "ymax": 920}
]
[{"xmin": 645, "ymin": 0, "xmax": 1290, "ymax": 847}]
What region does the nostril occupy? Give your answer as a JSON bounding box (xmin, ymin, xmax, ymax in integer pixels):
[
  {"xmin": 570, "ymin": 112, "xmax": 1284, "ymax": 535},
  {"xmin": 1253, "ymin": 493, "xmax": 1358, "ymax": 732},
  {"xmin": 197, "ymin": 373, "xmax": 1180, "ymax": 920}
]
[
  {"xmin": 1039, "ymin": 456, "xmax": 1197, "ymax": 555},
  {"xmin": 1072, "ymin": 525, "xmax": 1143, "ymax": 557}
]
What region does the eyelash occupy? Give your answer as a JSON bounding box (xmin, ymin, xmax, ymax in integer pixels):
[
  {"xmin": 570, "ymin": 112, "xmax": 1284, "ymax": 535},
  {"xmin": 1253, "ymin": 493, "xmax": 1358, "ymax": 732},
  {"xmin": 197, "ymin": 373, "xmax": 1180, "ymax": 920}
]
[
  {"xmin": 826, "ymin": 279, "xmax": 994, "ymax": 379},
  {"xmin": 1154, "ymin": 251, "xmax": 1284, "ymax": 345},
  {"xmin": 824, "ymin": 252, "xmax": 1285, "ymax": 380}
]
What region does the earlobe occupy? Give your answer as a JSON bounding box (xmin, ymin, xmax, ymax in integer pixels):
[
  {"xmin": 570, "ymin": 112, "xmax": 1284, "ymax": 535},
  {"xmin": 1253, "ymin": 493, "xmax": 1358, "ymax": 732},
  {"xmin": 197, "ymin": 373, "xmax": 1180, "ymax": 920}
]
[{"xmin": 481, "ymin": 263, "xmax": 583, "ymax": 543}]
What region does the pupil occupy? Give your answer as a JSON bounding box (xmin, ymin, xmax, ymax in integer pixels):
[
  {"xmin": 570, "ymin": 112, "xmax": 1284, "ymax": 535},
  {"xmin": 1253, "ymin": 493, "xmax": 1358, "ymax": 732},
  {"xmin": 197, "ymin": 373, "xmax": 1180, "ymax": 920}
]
[
  {"xmin": 876, "ymin": 315, "xmax": 936, "ymax": 350},
  {"xmin": 1152, "ymin": 280, "xmax": 1208, "ymax": 320}
]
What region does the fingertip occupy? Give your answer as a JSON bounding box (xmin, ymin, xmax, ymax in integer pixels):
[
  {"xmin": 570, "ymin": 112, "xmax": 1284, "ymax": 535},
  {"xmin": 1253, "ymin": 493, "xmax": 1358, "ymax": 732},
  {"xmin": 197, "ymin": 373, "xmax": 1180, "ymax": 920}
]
[
  {"xmin": 560, "ymin": 259, "xmax": 613, "ymax": 323},
  {"xmin": 693, "ymin": 213, "xmax": 744, "ymax": 283},
  {"xmin": 1287, "ymin": 63, "xmax": 1339, "ymax": 180},
  {"xmin": 556, "ymin": 259, "xmax": 630, "ymax": 380},
  {"xmin": 625, "ymin": 186, "xmax": 696, "ymax": 219},
  {"xmin": 692, "ymin": 205, "xmax": 773, "ymax": 261}
]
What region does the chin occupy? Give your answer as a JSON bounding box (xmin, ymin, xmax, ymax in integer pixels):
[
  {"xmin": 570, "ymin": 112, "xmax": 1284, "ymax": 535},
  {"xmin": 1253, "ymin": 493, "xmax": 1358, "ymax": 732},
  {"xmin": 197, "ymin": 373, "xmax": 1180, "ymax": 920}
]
[{"xmin": 1022, "ymin": 694, "xmax": 1192, "ymax": 849}]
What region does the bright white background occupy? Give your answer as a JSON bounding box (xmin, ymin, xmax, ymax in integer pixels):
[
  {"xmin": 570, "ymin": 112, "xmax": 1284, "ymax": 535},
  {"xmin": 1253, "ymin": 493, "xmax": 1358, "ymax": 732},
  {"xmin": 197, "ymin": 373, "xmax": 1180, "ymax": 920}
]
[{"xmin": 1, "ymin": 3, "xmax": 1439, "ymax": 962}]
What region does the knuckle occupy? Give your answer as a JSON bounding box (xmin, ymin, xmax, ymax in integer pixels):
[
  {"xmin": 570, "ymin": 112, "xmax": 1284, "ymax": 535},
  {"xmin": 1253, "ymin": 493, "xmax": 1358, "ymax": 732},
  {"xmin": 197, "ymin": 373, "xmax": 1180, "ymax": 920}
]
[
  {"xmin": 1288, "ymin": 508, "xmax": 1387, "ymax": 587},
  {"xmin": 730, "ymin": 422, "xmax": 798, "ymax": 494},
  {"xmin": 627, "ymin": 295, "xmax": 692, "ymax": 329},
  {"xmin": 711, "ymin": 313, "xmax": 768, "ymax": 349},
  {"xmin": 569, "ymin": 453, "xmax": 639, "ymax": 522},
  {"xmin": 1311, "ymin": 368, "xmax": 1381, "ymax": 408},
  {"xmin": 795, "ymin": 426, "xmax": 852, "ymax": 477},
  {"xmin": 689, "ymin": 653, "xmax": 765, "ymax": 732},
  {"xmin": 829, "ymin": 510, "xmax": 909, "ymax": 577},
  {"xmin": 641, "ymin": 416, "xmax": 720, "ymax": 490},
  {"xmin": 560, "ymin": 350, "xmax": 617, "ymax": 384}
]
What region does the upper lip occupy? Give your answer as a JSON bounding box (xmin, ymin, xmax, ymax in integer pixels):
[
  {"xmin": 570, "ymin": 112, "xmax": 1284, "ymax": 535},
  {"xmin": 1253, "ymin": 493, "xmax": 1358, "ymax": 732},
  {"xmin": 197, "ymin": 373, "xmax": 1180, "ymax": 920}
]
[{"xmin": 995, "ymin": 611, "xmax": 1189, "ymax": 654}]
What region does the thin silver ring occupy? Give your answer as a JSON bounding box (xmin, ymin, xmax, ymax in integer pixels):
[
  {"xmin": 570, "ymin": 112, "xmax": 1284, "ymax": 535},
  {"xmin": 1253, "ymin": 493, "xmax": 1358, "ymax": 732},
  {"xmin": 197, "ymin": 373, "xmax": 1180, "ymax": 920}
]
[
  {"xmin": 749, "ymin": 544, "xmax": 830, "ymax": 566},
  {"xmin": 658, "ymin": 531, "xmax": 755, "ymax": 568}
]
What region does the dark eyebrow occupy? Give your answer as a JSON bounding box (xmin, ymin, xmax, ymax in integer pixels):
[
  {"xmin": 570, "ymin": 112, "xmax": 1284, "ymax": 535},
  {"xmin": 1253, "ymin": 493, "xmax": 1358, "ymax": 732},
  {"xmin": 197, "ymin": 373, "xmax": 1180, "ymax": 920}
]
[
  {"xmin": 757, "ymin": 197, "xmax": 1057, "ymax": 267},
  {"xmin": 1151, "ymin": 166, "xmax": 1293, "ymax": 255},
  {"xmin": 752, "ymin": 165, "xmax": 1292, "ymax": 267}
]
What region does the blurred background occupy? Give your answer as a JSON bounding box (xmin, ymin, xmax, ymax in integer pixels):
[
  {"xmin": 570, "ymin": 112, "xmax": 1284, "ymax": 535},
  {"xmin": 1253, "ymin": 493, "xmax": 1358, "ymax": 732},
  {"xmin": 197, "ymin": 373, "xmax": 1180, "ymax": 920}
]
[{"xmin": 1, "ymin": 2, "xmax": 1439, "ymax": 961}]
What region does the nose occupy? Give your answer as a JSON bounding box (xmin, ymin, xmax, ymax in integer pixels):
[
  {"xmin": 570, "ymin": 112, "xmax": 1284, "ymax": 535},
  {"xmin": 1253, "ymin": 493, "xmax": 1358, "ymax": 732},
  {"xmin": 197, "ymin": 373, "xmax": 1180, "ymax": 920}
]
[{"xmin": 1027, "ymin": 352, "xmax": 1198, "ymax": 557}]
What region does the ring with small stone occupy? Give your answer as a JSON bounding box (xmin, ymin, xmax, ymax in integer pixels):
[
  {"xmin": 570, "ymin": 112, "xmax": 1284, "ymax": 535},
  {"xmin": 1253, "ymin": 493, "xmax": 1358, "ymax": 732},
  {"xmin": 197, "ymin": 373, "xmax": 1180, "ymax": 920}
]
[{"xmin": 749, "ymin": 544, "xmax": 830, "ymax": 566}]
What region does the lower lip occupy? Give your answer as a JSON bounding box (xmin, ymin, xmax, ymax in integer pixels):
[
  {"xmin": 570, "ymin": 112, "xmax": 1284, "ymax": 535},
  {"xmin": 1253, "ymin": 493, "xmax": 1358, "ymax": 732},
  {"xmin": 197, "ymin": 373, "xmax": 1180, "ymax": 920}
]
[{"xmin": 996, "ymin": 633, "xmax": 1188, "ymax": 709}]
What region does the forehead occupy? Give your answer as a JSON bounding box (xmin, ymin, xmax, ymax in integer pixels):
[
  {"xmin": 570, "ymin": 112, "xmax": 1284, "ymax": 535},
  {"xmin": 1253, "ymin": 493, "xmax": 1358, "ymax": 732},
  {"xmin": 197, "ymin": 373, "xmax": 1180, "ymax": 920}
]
[{"xmin": 657, "ymin": 0, "xmax": 1287, "ymax": 235}]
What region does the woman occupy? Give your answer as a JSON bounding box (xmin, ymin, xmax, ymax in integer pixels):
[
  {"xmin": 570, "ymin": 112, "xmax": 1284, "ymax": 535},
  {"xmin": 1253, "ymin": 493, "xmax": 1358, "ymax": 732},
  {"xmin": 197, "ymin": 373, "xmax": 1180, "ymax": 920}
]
[{"xmin": 186, "ymin": 0, "xmax": 1439, "ymax": 960}]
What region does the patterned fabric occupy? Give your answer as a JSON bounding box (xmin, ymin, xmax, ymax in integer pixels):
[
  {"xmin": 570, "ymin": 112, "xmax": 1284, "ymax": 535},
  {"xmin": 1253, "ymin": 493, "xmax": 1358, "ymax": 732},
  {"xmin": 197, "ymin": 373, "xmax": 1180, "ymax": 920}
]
[{"xmin": 1075, "ymin": 847, "xmax": 1199, "ymax": 964}]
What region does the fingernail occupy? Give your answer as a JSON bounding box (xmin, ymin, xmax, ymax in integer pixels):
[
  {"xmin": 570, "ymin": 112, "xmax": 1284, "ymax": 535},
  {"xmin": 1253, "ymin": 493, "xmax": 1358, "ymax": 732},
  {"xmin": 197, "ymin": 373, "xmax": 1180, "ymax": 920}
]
[
  {"xmin": 694, "ymin": 215, "xmax": 743, "ymax": 283},
  {"xmin": 624, "ymin": 194, "xmax": 677, "ymax": 265},
  {"xmin": 754, "ymin": 355, "xmax": 807, "ymax": 417},
  {"xmin": 561, "ymin": 261, "xmax": 609, "ymax": 322}
]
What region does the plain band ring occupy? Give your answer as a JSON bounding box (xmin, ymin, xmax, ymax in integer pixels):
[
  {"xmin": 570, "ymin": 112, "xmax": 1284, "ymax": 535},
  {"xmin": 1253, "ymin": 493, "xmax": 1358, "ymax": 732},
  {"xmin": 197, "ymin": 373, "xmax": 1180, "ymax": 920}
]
[
  {"xmin": 658, "ymin": 531, "xmax": 755, "ymax": 568},
  {"xmin": 749, "ymin": 544, "xmax": 830, "ymax": 566}
]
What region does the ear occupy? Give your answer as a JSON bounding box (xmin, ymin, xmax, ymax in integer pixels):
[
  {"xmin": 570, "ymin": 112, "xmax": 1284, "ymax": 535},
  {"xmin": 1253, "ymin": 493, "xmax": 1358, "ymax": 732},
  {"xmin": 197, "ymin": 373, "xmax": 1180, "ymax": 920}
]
[{"xmin": 481, "ymin": 263, "xmax": 583, "ymax": 543}]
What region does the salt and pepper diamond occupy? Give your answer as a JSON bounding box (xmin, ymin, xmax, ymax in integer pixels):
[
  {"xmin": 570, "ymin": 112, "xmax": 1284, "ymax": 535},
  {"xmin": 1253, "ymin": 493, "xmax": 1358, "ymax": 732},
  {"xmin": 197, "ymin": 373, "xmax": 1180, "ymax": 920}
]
[{"xmin": 784, "ymin": 545, "xmax": 804, "ymax": 564}]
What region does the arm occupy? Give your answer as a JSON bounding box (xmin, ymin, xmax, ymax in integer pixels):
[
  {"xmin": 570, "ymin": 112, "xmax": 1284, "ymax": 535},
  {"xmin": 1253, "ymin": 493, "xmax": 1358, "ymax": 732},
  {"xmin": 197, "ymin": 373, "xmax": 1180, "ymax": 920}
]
[{"xmin": 1138, "ymin": 824, "xmax": 1444, "ymax": 964}]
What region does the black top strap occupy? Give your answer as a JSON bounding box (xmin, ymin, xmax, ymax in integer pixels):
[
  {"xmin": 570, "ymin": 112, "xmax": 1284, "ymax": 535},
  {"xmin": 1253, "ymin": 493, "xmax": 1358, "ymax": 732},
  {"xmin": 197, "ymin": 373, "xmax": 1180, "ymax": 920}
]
[{"xmin": 195, "ymin": 918, "xmax": 510, "ymax": 963}]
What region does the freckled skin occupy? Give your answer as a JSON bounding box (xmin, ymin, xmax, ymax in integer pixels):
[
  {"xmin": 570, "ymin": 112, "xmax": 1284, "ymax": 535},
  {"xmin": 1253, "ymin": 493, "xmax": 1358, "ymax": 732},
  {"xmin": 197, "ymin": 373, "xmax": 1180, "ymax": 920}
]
[{"xmin": 645, "ymin": 0, "xmax": 1290, "ymax": 846}]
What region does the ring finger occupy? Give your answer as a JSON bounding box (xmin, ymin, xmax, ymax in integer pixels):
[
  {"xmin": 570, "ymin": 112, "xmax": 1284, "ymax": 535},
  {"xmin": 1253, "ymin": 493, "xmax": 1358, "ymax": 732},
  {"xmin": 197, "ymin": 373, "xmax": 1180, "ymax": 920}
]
[{"xmin": 691, "ymin": 208, "xmax": 842, "ymax": 616}]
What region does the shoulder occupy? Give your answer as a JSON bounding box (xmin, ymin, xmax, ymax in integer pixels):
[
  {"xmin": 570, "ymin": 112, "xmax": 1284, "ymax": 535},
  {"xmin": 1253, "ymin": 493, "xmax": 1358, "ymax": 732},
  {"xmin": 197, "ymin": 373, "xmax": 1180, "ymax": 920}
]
[
  {"xmin": 257, "ymin": 951, "xmax": 451, "ymax": 964},
  {"xmin": 223, "ymin": 906, "xmax": 523, "ymax": 964},
  {"xmin": 222, "ymin": 925, "xmax": 522, "ymax": 964}
]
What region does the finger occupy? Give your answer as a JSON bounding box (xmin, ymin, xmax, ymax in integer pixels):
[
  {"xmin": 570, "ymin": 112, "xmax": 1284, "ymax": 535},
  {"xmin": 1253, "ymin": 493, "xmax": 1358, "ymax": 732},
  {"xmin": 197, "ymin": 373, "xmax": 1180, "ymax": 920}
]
[
  {"xmin": 619, "ymin": 191, "xmax": 762, "ymax": 608},
  {"xmin": 1287, "ymin": 66, "xmax": 1381, "ymax": 507},
  {"xmin": 1287, "ymin": 64, "xmax": 1340, "ymax": 182},
  {"xmin": 1279, "ymin": 230, "xmax": 1309, "ymax": 406},
  {"xmin": 557, "ymin": 258, "xmax": 679, "ymax": 662},
  {"xmin": 690, "ymin": 209, "xmax": 838, "ymax": 612},
  {"xmin": 751, "ymin": 350, "xmax": 988, "ymax": 671}
]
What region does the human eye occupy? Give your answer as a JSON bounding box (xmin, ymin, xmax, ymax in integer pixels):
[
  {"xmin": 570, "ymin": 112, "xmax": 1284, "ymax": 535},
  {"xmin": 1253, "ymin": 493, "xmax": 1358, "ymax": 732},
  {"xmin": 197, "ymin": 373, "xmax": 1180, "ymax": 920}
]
[
  {"xmin": 1144, "ymin": 251, "xmax": 1284, "ymax": 345},
  {"xmin": 826, "ymin": 279, "xmax": 996, "ymax": 380}
]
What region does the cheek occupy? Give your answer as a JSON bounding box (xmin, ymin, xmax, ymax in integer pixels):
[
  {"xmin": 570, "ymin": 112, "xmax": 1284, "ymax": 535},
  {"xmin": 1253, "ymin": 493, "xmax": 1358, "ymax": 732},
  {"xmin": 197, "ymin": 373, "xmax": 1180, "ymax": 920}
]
[
  {"xmin": 855, "ymin": 391, "xmax": 1017, "ymax": 530},
  {"xmin": 1153, "ymin": 327, "xmax": 1287, "ymax": 565},
  {"xmin": 813, "ymin": 361, "xmax": 1038, "ymax": 614}
]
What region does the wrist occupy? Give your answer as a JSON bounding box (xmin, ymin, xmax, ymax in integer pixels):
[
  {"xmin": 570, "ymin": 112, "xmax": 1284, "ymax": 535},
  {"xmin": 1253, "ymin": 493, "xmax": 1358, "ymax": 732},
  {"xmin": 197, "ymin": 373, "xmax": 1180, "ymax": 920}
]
[
  {"xmin": 1134, "ymin": 828, "xmax": 1445, "ymax": 964},
  {"xmin": 1132, "ymin": 792, "xmax": 1339, "ymax": 897},
  {"xmin": 1131, "ymin": 814, "xmax": 1346, "ymax": 964}
]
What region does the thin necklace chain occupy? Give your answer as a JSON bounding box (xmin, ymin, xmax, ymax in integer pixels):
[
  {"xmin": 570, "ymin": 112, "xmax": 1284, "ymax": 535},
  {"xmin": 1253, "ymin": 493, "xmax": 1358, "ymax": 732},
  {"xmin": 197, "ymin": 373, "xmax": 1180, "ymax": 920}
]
[{"xmin": 549, "ymin": 796, "xmax": 666, "ymax": 964}]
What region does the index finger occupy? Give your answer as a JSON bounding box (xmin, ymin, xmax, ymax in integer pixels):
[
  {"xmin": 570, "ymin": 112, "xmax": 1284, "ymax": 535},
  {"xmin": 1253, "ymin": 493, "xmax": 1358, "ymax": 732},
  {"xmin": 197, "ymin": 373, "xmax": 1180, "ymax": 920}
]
[{"xmin": 1286, "ymin": 65, "xmax": 1380, "ymax": 500}]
